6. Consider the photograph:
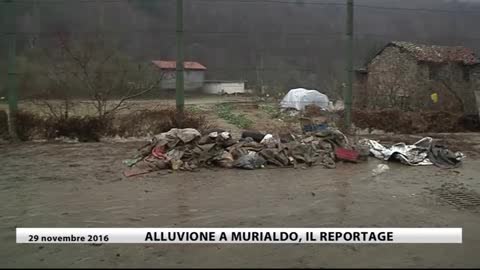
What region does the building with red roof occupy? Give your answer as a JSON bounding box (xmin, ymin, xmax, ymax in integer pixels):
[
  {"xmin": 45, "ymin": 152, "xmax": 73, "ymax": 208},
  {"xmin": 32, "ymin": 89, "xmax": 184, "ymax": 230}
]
[{"xmin": 152, "ymin": 60, "xmax": 207, "ymax": 91}]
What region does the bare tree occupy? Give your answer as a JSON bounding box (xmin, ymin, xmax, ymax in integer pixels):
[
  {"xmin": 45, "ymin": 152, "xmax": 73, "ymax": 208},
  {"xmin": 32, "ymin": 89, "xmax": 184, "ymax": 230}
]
[{"xmin": 43, "ymin": 33, "xmax": 163, "ymax": 119}]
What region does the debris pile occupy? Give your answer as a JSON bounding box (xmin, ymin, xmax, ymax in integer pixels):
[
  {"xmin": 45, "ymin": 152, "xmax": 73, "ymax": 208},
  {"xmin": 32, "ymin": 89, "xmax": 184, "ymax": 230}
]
[
  {"xmin": 121, "ymin": 103, "xmax": 467, "ymax": 177},
  {"xmin": 123, "ymin": 127, "xmax": 356, "ymax": 177},
  {"xmin": 365, "ymin": 137, "xmax": 465, "ymax": 168}
]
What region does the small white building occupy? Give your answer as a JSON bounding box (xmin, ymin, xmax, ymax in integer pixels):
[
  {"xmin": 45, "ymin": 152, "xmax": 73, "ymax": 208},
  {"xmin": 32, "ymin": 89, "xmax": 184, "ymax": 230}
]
[
  {"xmin": 152, "ymin": 60, "xmax": 207, "ymax": 91},
  {"xmin": 203, "ymin": 80, "xmax": 247, "ymax": 95}
]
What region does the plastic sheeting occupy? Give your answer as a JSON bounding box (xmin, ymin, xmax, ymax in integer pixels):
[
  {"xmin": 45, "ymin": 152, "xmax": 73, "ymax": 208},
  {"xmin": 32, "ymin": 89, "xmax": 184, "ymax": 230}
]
[
  {"xmin": 280, "ymin": 88, "xmax": 330, "ymax": 111},
  {"xmin": 367, "ymin": 137, "xmax": 465, "ymax": 168},
  {"xmin": 368, "ymin": 137, "xmax": 434, "ymax": 166}
]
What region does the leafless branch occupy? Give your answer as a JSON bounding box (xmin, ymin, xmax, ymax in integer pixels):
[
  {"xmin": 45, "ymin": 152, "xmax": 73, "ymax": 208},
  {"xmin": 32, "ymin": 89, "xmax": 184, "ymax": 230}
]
[
  {"xmin": 103, "ymin": 82, "xmax": 160, "ymax": 117},
  {"xmin": 33, "ymin": 35, "xmax": 163, "ymax": 119}
]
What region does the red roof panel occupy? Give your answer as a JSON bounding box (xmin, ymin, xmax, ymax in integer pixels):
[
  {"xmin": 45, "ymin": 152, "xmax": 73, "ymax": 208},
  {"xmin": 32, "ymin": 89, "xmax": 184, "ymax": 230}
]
[{"xmin": 152, "ymin": 60, "xmax": 207, "ymax": 70}]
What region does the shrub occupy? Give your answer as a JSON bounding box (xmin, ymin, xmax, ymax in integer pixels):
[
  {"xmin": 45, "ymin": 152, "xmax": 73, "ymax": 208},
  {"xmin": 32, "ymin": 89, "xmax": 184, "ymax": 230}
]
[
  {"xmin": 44, "ymin": 116, "xmax": 110, "ymax": 142},
  {"xmin": 112, "ymin": 107, "xmax": 210, "ymax": 137},
  {"xmin": 349, "ymin": 109, "xmax": 475, "ymax": 134},
  {"xmin": 15, "ymin": 111, "xmax": 44, "ymax": 141},
  {"xmin": 0, "ymin": 110, "xmax": 8, "ymax": 139},
  {"xmin": 3, "ymin": 107, "xmax": 210, "ymax": 141}
]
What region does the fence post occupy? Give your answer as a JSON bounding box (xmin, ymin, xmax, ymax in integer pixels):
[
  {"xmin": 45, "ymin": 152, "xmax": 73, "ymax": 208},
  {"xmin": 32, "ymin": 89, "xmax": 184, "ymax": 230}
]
[
  {"xmin": 5, "ymin": 0, "xmax": 18, "ymax": 140},
  {"xmin": 344, "ymin": 0, "xmax": 354, "ymax": 130},
  {"xmin": 176, "ymin": 0, "xmax": 185, "ymax": 115}
]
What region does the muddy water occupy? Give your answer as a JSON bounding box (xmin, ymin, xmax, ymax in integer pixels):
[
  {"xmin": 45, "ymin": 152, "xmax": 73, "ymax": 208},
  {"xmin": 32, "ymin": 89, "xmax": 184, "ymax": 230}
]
[{"xmin": 1, "ymin": 142, "xmax": 480, "ymax": 268}]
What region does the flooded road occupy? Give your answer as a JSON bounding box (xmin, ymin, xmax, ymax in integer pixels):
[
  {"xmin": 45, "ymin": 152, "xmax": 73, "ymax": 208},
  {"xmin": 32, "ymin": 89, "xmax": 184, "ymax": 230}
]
[{"xmin": 1, "ymin": 142, "xmax": 480, "ymax": 268}]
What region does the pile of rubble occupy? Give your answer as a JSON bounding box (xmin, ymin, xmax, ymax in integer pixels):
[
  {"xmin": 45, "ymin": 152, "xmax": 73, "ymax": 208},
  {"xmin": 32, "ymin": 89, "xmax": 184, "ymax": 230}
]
[
  {"xmin": 122, "ymin": 98, "xmax": 467, "ymax": 177},
  {"xmin": 123, "ymin": 126, "xmax": 467, "ymax": 177},
  {"xmin": 123, "ymin": 127, "xmax": 363, "ymax": 177}
]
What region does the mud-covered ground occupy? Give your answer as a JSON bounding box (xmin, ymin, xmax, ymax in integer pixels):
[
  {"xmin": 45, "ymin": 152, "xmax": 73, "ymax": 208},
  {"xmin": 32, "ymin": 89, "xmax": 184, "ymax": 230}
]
[{"xmin": 1, "ymin": 136, "xmax": 480, "ymax": 268}]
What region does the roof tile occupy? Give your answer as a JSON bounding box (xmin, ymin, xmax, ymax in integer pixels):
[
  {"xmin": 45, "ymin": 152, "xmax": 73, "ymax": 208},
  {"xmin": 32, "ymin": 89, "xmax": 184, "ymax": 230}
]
[
  {"xmin": 152, "ymin": 60, "xmax": 207, "ymax": 70},
  {"xmin": 390, "ymin": 41, "xmax": 479, "ymax": 65}
]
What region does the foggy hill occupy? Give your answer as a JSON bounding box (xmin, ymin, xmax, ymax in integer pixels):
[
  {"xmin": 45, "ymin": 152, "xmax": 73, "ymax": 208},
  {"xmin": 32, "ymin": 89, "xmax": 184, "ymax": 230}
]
[{"xmin": 2, "ymin": 0, "xmax": 480, "ymax": 97}]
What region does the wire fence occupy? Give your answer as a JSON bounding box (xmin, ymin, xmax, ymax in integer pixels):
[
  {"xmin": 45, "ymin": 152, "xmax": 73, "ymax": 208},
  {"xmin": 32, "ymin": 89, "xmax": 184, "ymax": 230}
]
[{"xmin": 1, "ymin": 0, "xmax": 480, "ymax": 112}]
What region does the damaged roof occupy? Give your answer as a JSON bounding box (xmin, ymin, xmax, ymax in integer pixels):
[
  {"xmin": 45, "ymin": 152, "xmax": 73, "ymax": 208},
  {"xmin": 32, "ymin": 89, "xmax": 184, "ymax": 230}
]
[
  {"xmin": 387, "ymin": 41, "xmax": 480, "ymax": 65},
  {"xmin": 152, "ymin": 60, "xmax": 207, "ymax": 70}
]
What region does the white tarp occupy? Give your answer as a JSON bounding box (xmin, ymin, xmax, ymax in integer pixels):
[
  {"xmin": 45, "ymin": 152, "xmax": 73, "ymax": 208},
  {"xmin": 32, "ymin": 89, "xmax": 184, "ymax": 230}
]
[
  {"xmin": 365, "ymin": 137, "xmax": 465, "ymax": 168},
  {"xmin": 367, "ymin": 137, "xmax": 433, "ymax": 166},
  {"xmin": 280, "ymin": 88, "xmax": 330, "ymax": 111}
]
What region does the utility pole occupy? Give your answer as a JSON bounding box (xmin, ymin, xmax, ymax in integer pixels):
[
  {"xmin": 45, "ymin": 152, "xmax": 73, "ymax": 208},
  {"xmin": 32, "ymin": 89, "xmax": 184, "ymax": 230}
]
[
  {"xmin": 256, "ymin": 52, "xmax": 264, "ymax": 95},
  {"xmin": 28, "ymin": 0, "xmax": 39, "ymax": 49},
  {"xmin": 99, "ymin": 0, "xmax": 105, "ymax": 31},
  {"xmin": 452, "ymin": 0, "xmax": 459, "ymax": 45},
  {"xmin": 176, "ymin": 0, "xmax": 185, "ymax": 114},
  {"xmin": 5, "ymin": 0, "xmax": 18, "ymax": 140},
  {"xmin": 344, "ymin": 0, "xmax": 354, "ymax": 130}
]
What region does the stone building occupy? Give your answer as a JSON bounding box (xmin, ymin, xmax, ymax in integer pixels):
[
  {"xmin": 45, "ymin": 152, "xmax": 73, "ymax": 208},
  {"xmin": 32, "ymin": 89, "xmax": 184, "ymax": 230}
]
[{"xmin": 355, "ymin": 41, "xmax": 480, "ymax": 117}]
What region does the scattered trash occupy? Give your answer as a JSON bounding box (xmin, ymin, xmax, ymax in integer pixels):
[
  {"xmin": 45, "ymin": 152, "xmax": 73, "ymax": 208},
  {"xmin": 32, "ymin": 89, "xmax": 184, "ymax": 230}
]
[
  {"xmin": 151, "ymin": 145, "xmax": 166, "ymax": 159},
  {"xmin": 220, "ymin": 132, "xmax": 231, "ymax": 140},
  {"xmin": 233, "ymin": 151, "xmax": 266, "ymax": 170},
  {"xmin": 428, "ymin": 142, "xmax": 466, "ymax": 169},
  {"xmin": 213, "ymin": 151, "xmax": 234, "ymax": 168},
  {"xmin": 260, "ymin": 134, "xmax": 279, "ymax": 148},
  {"xmin": 372, "ymin": 164, "xmax": 390, "ymax": 176},
  {"xmin": 354, "ymin": 139, "xmax": 371, "ymax": 160},
  {"xmin": 260, "ymin": 134, "xmax": 274, "ymax": 144},
  {"xmin": 367, "ymin": 137, "xmax": 464, "ymax": 168},
  {"xmin": 209, "ymin": 132, "xmax": 219, "ymax": 138},
  {"xmin": 303, "ymin": 123, "xmax": 329, "ymax": 133},
  {"xmin": 241, "ymin": 131, "xmax": 266, "ymax": 142},
  {"xmin": 329, "ymin": 100, "xmax": 345, "ymax": 112},
  {"xmin": 122, "ymin": 157, "xmax": 143, "ymax": 167},
  {"xmin": 122, "ymin": 126, "xmax": 466, "ymax": 177},
  {"xmin": 335, "ymin": 147, "xmax": 360, "ymax": 163},
  {"xmin": 300, "ymin": 116, "xmax": 328, "ymax": 133},
  {"xmin": 368, "ymin": 137, "xmax": 433, "ymax": 166},
  {"xmin": 279, "ymin": 132, "xmax": 295, "ymax": 143},
  {"xmin": 123, "ymin": 125, "xmax": 353, "ymax": 176}
]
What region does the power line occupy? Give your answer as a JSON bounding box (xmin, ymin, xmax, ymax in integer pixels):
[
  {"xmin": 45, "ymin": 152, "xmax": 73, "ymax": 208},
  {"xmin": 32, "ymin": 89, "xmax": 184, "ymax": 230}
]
[
  {"xmin": 2, "ymin": 0, "xmax": 336, "ymax": 4},
  {"xmin": 185, "ymin": 30, "xmax": 480, "ymax": 42},
  {"xmin": 8, "ymin": 67, "xmax": 320, "ymax": 76},
  {"xmin": 355, "ymin": 4, "xmax": 466, "ymax": 14},
  {"xmin": 184, "ymin": 30, "xmax": 343, "ymax": 38},
  {"xmin": 6, "ymin": 29, "xmax": 480, "ymax": 43},
  {"xmin": 1, "ymin": 0, "xmax": 171, "ymax": 3},
  {"xmin": 187, "ymin": 0, "xmax": 480, "ymax": 14},
  {"xmin": 1, "ymin": 29, "xmax": 176, "ymax": 36},
  {"xmin": 4, "ymin": 0, "xmax": 480, "ymax": 14},
  {"xmin": 187, "ymin": 0, "xmax": 344, "ymax": 6}
]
